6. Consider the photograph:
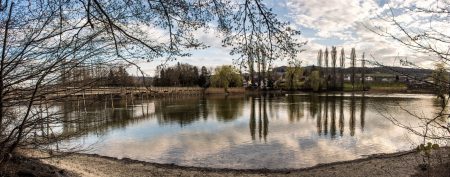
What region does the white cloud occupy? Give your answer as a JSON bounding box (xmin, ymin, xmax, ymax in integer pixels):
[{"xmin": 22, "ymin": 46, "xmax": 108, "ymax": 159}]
[
  {"xmin": 286, "ymin": 0, "xmax": 379, "ymax": 40},
  {"xmin": 286, "ymin": 0, "xmax": 448, "ymax": 68},
  {"xmin": 134, "ymin": 0, "xmax": 448, "ymax": 74}
]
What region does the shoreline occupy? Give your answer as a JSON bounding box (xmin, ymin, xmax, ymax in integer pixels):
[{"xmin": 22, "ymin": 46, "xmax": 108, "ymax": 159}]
[
  {"xmin": 59, "ymin": 150, "xmax": 417, "ymax": 173},
  {"xmin": 35, "ymin": 147, "xmax": 449, "ymax": 177}
]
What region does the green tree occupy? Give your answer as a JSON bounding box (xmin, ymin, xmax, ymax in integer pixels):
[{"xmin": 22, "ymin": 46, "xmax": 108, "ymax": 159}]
[
  {"xmin": 211, "ymin": 65, "xmax": 243, "ymax": 92},
  {"xmin": 285, "ymin": 66, "xmax": 303, "ymax": 90},
  {"xmin": 310, "ymin": 70, "xmax": 321, "ymax": 92},
  {"xmin": 432, "ymin": 62, "xmax": 449, "ymax": 100}
]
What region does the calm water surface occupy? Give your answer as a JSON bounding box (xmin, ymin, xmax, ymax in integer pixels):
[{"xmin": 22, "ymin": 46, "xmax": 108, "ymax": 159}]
[{"xmin": 60, "ymin": 93, "xmax": 442, "ymax": 169}]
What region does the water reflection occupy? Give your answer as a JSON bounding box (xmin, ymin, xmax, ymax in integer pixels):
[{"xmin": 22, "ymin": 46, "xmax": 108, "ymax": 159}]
[
  {"xmin": 210, "ymin": 95, "xmax": 244, "ymax": 122},
  {"xmin": 60, "ymin": 93, "xmax": 386, "ymax": 141},
  {"xmin": 361, "ymin": 93, "xmax": 366, "ymax": 131},
  {"xmin": 350, "ymin": 93, "xmax": 356, "ymax": 136},
  {"xmin": 330, "ymin": 94, "xmax": 336, "ymax": 138},
  {"xmin": 287, "ymin": 95, "xmax": 304, "ymax": 122},
  {"xmin": 339, "ymin": 93, "xmax": 344, "ymax": 136},
  {"xmin": 57, "ymin": 93, "xmax": 441, "ymax": 169},
  {"xmin": 60, "ymin": 99, "xmax": 141, "ymax": 136},
  {"xmin": 249, "ymin": 96, "xmax": 269, "ymax": 141},
  {"xmin": 282, "ymin": 93, "xmax": 369, "ymax": 138},
  {"xmin": 154, "ymin": 97, "xmax": 202, "ymax": 126}
]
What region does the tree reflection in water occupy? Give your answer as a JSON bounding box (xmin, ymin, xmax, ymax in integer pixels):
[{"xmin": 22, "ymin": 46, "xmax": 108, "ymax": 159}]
[
  {"xmin": 59, "ymin": 93, "xmax": 370, "ymax": 141},
  {"xmin": 350, "ymin": 93, "xmax": 356, "ymax": 136},
  {"xmin": 360, "ymin": 93, "xmax": 366, "ymax": 131},
  {"xmin": 339, "ymin": 93, "xmax": 345, "ymax": 136},
  {"xmin": 60, "ymin": 97, "xmax": 148, "ymax": 137},
  {"xmin": 331, "ymin": 94, "xmax": 337, "ymax": 138},
  {"xmin": 307, "ymin": 93, "xmax": 368, "ymax": 138},
  {"xmin": 52, "ymin": 93, "xmax": 445, "ymax": 169},
  {"xmin": 154, "ymin": 97, "xmax": 202, "ymax": 126},
  {"xmin": 211, "ymin": 95, "xmax": 244, "ymax": 122},
  {"xmin": 317, "ymin": 95, "xmax": 323, "ymax": 135},
  {"xmin": 283, "ymin": 93, "xmax": 368, "ymax": 138},
  {"xmin": 249, "ymin": 96, "xmax": 269, "ymax": 142},
  {"xmin": 324, "ymin": 93, "xmax": 329, "ymax": 136}
]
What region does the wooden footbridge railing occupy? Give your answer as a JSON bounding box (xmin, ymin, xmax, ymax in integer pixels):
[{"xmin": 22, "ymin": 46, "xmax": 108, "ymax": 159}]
[{"xmin": 48, "ymin": 87, "xmax": 204, "ymax": 99}]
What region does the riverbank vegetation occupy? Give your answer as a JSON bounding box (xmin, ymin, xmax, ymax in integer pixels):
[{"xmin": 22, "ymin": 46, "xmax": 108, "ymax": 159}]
[{"xmin": 210, "ymin": 65, "xmax": 243, "ymax": 92}]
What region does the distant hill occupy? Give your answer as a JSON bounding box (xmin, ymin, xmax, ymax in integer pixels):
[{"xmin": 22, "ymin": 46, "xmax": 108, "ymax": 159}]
[{"xmin": 272, "ymin": 66, "xmax": 432, "ymax": 79}]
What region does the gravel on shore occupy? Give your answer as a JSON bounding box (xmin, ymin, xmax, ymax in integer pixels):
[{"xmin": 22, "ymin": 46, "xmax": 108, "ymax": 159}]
[{"xmin": 32, "ymin": 148, "xmax": 449, "ymax": 177}]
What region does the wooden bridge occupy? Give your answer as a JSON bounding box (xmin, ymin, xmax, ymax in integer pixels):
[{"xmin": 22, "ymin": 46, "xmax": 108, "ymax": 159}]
[{"xmin": 47, "ymin": 87, "xmax": 205, "ymax": 99}]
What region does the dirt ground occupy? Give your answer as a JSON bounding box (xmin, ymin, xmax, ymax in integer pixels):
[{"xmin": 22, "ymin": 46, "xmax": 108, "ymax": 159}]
[{"xmin": 25, "ymin": 148, "xmax": 448, "ymax": 177}]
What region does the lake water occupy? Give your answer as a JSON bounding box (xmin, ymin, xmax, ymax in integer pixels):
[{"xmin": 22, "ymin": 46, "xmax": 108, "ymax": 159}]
[{"xmin": 59, "ymin": 93, "xmax": 443, "ymax": 169}]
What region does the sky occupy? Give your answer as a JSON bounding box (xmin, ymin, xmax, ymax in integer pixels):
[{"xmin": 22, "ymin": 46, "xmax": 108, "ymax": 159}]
[{"xmin": 133, "ymin": 0, "xmax": 447, "ymax": 76}]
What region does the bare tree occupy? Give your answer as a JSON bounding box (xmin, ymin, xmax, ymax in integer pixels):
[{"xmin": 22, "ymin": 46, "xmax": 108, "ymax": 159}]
[
  {"xmin": 340, "ymin": 48, "xmax": 345, "ymax": 90},
  {"xmin": 317, "ymin": 49, "xmax": 323, "ymax": 80},
  {"xmin": 317, "ymin": 50, "xmax": 323, "ymax": 67},
  {"xmin": 0, "ymin": 0, "xmax": 304, "ymax": 167},
  {"xmin": 223, "ymin": 0, "xmax": 306, "ymax": 89},
  {"xmin": 368, "ymin": 1, "xmax": 450, "ymax": 173},
  {"xmin": 331, "ymin": 46, "xmax": 337, "ymax": 90},
  {"xmin": 324, "ymin": 48, "xmax": 329, "ymax": 89},
  {"xmin": 361, "ymin": 52, "xmax": 365, "ymax": 90},
  {"xmin": 368, "ymin": 1, "xmax": 450, "ymax": 140},
  {"xmin": 350, "ymin": 48, "xmax": 356, "ymax": 91}
]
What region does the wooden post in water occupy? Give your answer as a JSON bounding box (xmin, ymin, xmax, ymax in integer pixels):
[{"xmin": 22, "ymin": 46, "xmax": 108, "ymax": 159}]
[
  {"xmin": 125, "ymin": 93, "xmax": 128, "ymax": 108},
  {"xmin": 77, "ymin": 96, "xmax": 80, "ymax": 112},
  {"xmin": 45, "ymin": 98, "xmax": 50, "ymax": 144},
  {"xmin": 141, "ymin": 93, "xmax": 144, "ymax": 117},
  {"xmin": 82, "ymin": 89, "xmax": 87, "ymax": 113},
  {"xmin": 110, "ymin": 93, "xmax": 114, "ymax": 109},
  {"xmin": 131, "ymin": 92, "xmax": 134, "ymax": 107}
]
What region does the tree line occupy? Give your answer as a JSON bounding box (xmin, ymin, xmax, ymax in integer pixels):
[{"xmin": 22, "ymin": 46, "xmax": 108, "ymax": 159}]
[
  {"xmin": 60, "ymin": 64, "xmax": 138, "ymax": 87},
  {"xmin": 153, "ymin": 63, "xmax": 210, "ymax": 87},
  {"xmin": 153, "ymin": 63, "xmax": 243, "ymax": 91},
  {"xmin": 315, "ymin": 47, "xmax": 366, "ymax": 91},
  {"xmin": 277, "ymin": 47, "xmax": 367, "ymax": 92}
]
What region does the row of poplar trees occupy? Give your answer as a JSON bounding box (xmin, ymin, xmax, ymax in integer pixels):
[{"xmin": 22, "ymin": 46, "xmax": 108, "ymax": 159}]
[{"xmin": 316, "ymin": 47, "xmax": 366, "ymax": 91}]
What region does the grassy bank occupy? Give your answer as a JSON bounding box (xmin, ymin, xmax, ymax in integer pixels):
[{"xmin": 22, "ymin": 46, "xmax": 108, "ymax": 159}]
[
  {"xmin": 204, "ymin": 87, "xmax": 246, "ymax": 94},
  {"xmin": 342, "ymin": 82, "xmax": 409, "ymax": 92}
]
